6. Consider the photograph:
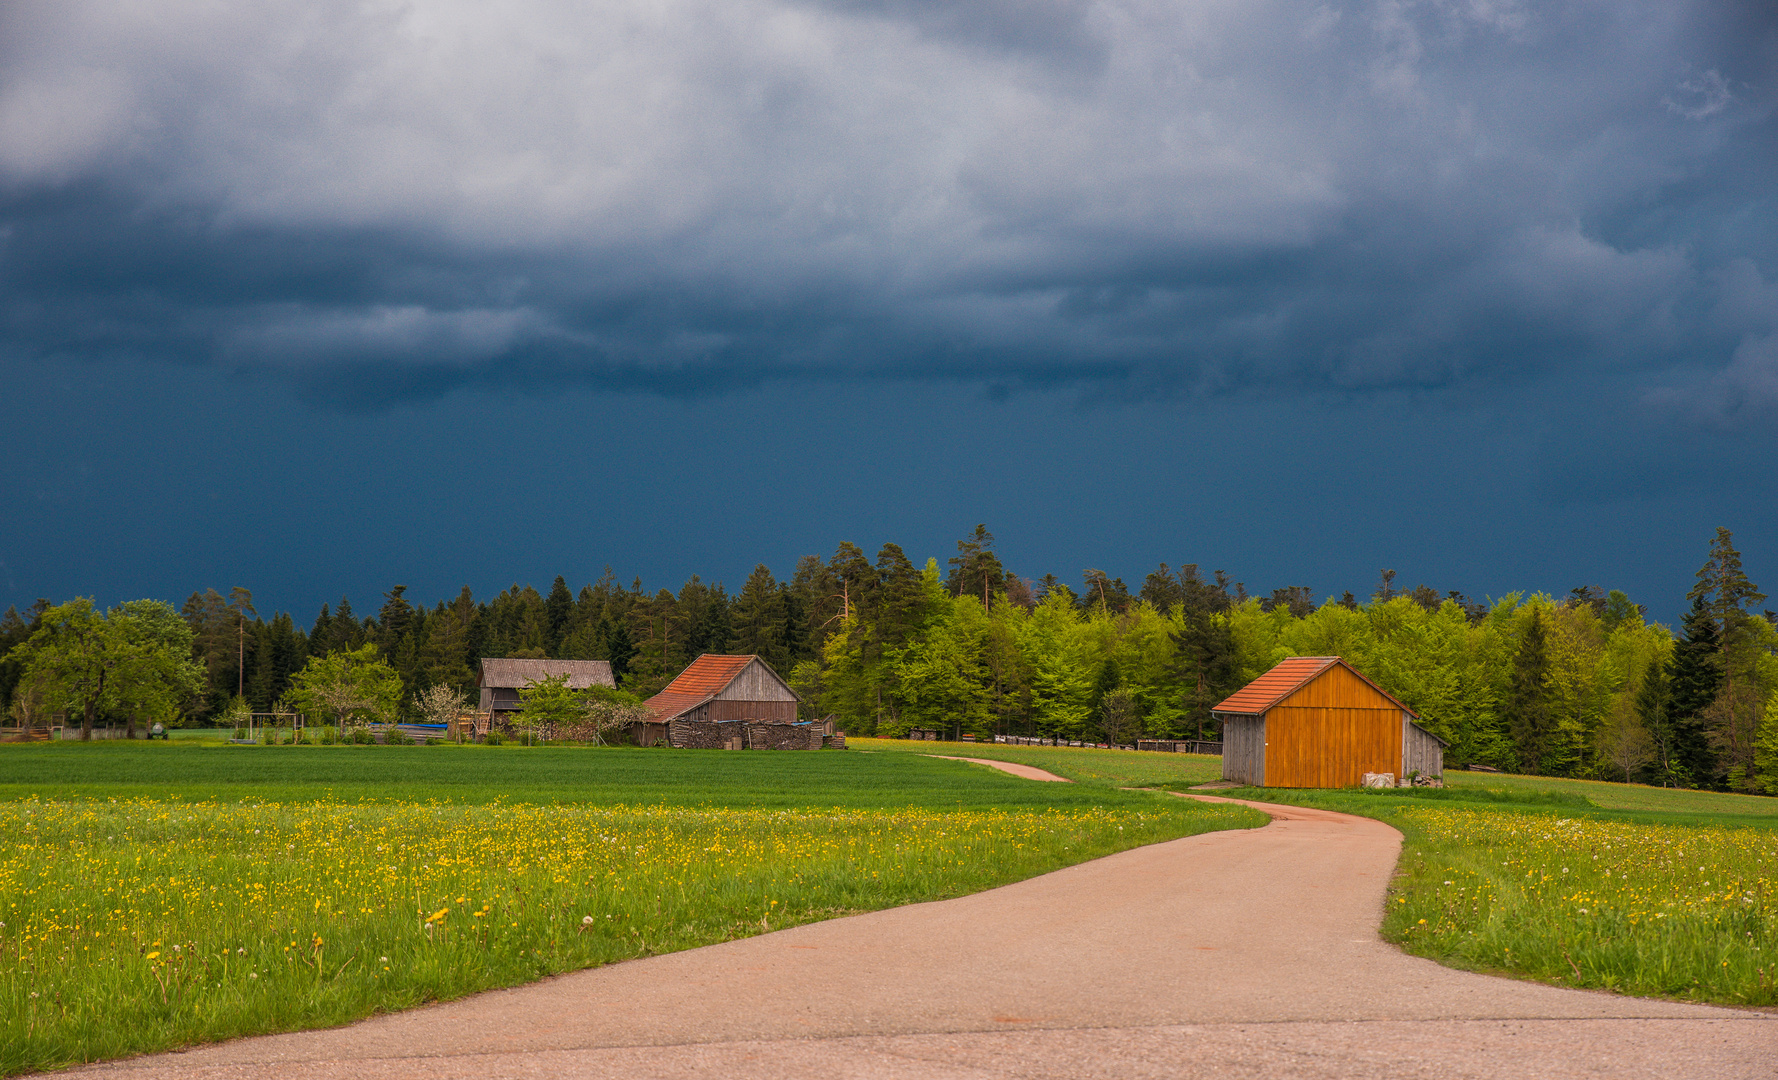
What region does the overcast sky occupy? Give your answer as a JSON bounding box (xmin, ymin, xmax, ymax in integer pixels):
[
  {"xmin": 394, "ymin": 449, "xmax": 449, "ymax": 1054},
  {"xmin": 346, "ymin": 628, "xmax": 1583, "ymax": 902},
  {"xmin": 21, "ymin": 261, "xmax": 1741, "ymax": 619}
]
[{"xmin": 2, "ymin": 0, "xmax": 1774, "ymax": 624}]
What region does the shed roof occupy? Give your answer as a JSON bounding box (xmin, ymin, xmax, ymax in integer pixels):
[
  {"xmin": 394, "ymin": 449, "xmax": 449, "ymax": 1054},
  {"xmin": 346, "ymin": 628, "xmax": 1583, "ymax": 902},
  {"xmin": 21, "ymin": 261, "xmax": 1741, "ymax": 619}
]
[
  {"xmin": 478, "ymin": 658, "xmax": 615, "ymax": 691},
  {"xmin": 642, "ymin": 654, "xmax": 794, "ymax": 723},
  {"xmin": 1211, "ymin": 656, "xmax": 1417, "ymax": 718}
]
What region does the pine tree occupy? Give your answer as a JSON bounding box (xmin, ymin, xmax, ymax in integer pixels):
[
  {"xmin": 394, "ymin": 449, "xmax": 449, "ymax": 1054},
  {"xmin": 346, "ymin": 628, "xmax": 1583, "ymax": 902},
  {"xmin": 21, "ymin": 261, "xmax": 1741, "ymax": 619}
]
[
  {"xmin": 1139, "ymin": 564, "xmax": 1183, "ymax": 612},
  {"xmin": 946, "ymin": 524, "xmax": 1007, "ymax": 608},
  {"xmin": 1689, "ymin": 527, "xmax": 1767, "ymax": 637}
]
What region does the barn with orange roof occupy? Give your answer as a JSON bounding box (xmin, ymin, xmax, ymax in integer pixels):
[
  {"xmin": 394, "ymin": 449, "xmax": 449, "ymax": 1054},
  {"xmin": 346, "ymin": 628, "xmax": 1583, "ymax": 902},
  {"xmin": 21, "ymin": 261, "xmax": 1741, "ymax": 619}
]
[
  {"xmin": 1212, "ymin": 656, "xmax": 1445, "ymax": 787},
  {"xmin": 636, "ymin": 654, "xmax": 802, "ymax": 748}
]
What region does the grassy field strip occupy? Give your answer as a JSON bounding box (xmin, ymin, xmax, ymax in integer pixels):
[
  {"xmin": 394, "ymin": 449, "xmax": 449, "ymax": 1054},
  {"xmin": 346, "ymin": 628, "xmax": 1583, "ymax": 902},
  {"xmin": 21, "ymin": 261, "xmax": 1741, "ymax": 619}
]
[
  {"xmin": 847, "ymin": 738, "xmax": 1227, "ymax": 787},
  {"xmin": 1387, "ymin": 807, "xmax": 1776, "ymax": 1005},
  {"xmin": 1440, "ymin": 771, "xmax": 1778, "ymax": 818},
  {"xmin": 0, "ymin": 792, "xmax": 1260, "ymax": 1076},
  {"xmin": 0, "ymin": 742, "xmax": 1210, "ymax": 810}
]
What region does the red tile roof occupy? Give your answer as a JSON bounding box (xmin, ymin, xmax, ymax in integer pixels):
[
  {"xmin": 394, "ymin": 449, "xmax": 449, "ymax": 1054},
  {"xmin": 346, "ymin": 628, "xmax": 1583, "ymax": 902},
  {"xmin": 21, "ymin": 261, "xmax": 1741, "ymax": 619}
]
[
  {"xmin": 641, "ymin": 655, "xmax": 760, "ymax": 722},
  {"xmin": 662, "ymin": 655, "xmax": 757, "ymax": 696},
  {"xmin": 1212, "ymin": 656, "xmax": 1341, "ymax": 715},
  {"xmin": 639, "ymin": 689, "xmax": 715, "ymax": 723}
]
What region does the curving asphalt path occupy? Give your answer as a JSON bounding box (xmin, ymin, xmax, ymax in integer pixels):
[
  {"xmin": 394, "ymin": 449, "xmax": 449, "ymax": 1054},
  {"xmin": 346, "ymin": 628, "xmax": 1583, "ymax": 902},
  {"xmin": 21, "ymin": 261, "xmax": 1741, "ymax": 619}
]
[{"xmin": 54, "ymin": 761, "xmax": 1776, "ymax": 1079}]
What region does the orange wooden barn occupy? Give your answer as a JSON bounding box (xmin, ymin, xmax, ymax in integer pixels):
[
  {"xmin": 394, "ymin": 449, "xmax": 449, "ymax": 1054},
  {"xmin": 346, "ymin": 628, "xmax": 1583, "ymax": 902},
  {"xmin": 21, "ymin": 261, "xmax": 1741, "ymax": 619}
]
[{"xmin": 1212, "ymin": 656, "xmax": 1445, "ymax": 788}]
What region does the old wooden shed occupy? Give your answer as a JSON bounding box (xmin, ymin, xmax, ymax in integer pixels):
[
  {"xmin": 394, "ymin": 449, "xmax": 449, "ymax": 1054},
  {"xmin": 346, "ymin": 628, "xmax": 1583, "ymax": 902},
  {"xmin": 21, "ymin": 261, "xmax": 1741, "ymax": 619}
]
[
  {"xmin": 639, "ymin": 654, "xmax": 801, "ymax": 748},
  {"xmin": 477, "ymin": 658, "xmax": 616, "ymax": 720},
  {"xmin": 1212, "ymin": 656, "xmax": 1445, "ymax": 787}
]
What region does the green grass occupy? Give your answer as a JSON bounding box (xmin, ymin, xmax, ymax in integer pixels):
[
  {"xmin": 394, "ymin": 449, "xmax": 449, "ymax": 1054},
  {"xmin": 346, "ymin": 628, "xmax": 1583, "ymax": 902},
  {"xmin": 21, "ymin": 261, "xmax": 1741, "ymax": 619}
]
[
  {"xmin": 0, "ymin": 741, "xmax": 1207, "ymax": 811},
  {"xmin": 1443, "ymin": 769, "xmax": 1778, "ymax": 819},
  {"xmin": 849, "ymin": 737, "xmax": 1226, "ymax": 788},
  {"xmin": 0, "ymin": 743, "xmax": 1262, "ymax": 1075}
]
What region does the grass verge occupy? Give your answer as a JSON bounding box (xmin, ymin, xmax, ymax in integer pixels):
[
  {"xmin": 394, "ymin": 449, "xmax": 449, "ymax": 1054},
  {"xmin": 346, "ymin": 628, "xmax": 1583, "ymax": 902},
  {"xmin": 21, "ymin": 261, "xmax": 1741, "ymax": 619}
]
[{"xmin": 847, "ymin": 737, "xmax": 1227, "ymax": 787}]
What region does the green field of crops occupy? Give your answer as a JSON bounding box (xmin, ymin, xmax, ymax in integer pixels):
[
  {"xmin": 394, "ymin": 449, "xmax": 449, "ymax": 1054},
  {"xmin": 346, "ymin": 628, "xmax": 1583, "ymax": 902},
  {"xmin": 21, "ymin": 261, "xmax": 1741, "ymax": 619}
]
[
  {"xmin": 0, "ymin": 742, "xmax": 1260, "ymax": 1076},
  {"xmin": 0, "ymin": 740, "xmax": 1215, "ymax": 809}
]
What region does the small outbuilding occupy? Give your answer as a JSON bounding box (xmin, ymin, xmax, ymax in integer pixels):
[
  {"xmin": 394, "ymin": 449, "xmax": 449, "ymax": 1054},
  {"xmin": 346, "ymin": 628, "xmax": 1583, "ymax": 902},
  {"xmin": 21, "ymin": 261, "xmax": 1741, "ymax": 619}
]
[
  {"xmin": 1211, "ymin": 656, "xmax": 1445, "ymax": 788},
  {"xmin": 640, "ymin": 654, "xmax": 801, "ymax": 748},
  {"xmin": 477, "ymin": 658, "xmax": 616, "ymax": 720}
]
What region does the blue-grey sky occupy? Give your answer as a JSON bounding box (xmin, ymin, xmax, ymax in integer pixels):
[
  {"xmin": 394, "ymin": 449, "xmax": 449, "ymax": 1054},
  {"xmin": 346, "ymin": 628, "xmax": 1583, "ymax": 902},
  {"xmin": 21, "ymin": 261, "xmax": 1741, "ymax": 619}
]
[{"xmin": 2, "ymin": 0, "xmax": 1774, "ymax": 624}]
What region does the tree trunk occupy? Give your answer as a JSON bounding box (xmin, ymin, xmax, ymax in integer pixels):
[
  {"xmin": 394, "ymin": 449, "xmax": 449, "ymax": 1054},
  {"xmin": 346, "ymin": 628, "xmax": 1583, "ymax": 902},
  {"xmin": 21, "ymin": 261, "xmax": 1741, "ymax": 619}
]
[{"xmin": 82, "ymin": 697, "xmax": 95, "ymax": 740}]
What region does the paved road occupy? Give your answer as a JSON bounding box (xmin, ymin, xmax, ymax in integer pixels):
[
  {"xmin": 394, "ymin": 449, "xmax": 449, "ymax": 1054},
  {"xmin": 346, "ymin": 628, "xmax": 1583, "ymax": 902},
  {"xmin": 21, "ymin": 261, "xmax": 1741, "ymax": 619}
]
[{"xmin": 58, "ymin": 777, "xmax": 1775, "ymax": 1079}]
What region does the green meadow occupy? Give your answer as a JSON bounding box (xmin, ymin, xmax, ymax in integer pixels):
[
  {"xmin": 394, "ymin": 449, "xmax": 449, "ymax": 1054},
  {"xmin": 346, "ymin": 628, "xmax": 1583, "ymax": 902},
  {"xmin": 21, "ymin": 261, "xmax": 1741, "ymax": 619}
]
[{"xmin": 0, "ymin": 742, "xmax": 1259, "ymax": 1076}]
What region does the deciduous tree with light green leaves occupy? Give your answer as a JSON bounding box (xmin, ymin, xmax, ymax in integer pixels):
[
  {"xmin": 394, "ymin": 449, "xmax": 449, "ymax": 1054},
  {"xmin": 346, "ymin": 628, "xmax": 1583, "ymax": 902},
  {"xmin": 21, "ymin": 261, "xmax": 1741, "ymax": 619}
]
[
  {"xmin": 7, "ymin": 598, "xmax": 203, "ymax": 739},
  {"xmin": 285, "ymin": 644, "xmax": 403, "ymax": 731}
]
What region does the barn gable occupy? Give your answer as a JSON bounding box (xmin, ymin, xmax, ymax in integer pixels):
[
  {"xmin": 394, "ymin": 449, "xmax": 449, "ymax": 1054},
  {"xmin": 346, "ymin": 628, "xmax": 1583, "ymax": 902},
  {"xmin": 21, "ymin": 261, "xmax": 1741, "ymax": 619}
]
[{"xmin": 643, "ymin": 655, "xmax": 799, "ymax": 724}]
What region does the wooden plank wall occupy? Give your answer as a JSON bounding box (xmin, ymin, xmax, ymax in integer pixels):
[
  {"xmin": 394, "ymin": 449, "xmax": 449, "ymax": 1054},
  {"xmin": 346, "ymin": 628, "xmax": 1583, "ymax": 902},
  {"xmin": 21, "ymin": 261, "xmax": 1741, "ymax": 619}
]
[
  {"xmin": 1402, "ymin": 716, "xmax": 1444, "ymax": 777},
  {"xmin": 708, "ymin": 699, "xmax": 798, "ymax": 723},
  {"xmin": 715, "ymin": 661, "xmax": 799, "ymax": 702},
  {"xmin": 1262, "ymin": 666, "xmax": 1404, "ymax": 788},
  {"xmin": 1263, "ymin": 707, "xmax": 1401, "ymax": 787},
  {"xmin": 1221, "ymin": 716, "xmax": 1265, "ymax": 784},
  {"xmin": 1275, "ymin": 665, "xmax": 1398, "ymax": 710}
]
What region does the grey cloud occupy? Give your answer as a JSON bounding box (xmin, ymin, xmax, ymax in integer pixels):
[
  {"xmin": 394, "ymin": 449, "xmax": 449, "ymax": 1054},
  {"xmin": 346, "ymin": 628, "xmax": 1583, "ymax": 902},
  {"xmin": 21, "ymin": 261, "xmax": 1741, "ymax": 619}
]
[{"xmin": 1, "ymin": 0, "xmax": 1774, "ymax": 419}]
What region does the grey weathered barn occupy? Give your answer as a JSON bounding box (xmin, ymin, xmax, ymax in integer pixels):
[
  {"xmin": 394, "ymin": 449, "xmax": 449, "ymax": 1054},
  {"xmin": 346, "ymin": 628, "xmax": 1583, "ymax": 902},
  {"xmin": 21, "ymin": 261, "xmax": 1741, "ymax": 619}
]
[
  {"xmin": 639, "ymin": 654, "xmax": 803, "ymax": 748},
  {"xmin": 1212, "ymin": 656, "xmax": 1445, "ymax": 788},
  {"xmin": 477, "ymin": 658, "xmax": 616, "ymax": 719}
]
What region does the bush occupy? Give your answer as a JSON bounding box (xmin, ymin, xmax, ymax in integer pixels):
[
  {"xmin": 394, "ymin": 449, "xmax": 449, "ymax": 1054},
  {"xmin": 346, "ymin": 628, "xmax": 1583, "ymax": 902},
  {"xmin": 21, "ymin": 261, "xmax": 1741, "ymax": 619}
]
[
  {"xmin": 386, "ymin": 728, "xmax": 412, "ymax": 746},
  {"xmin": 318, "ymin": 726, "xmax": 338, "ymax": 745},
  {"xmin": 233, "ymin": 727, "xmax": 245, "ymax": 740},
  {"xmin": 349, "ymin": 727, "xmax": 374, "ymax": 745},
  {"xmin": 483, "ymin": 729, "xmax": 504, "ymax": 746},
  {"xmin": 425, "ymin": 737, "xmax": 442, "ymax": 746}
]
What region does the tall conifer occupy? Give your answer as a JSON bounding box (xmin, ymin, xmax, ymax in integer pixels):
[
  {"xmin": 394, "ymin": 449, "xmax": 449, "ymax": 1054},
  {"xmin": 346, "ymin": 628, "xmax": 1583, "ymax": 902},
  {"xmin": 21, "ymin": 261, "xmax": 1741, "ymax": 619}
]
[
  {"xmin": 1508, "ymin": 607, "xmax": 1553, "ymax": 774},
  {"xmin": 1667, "ymin": 596, "xmax": 1724, "ymax": 787}
]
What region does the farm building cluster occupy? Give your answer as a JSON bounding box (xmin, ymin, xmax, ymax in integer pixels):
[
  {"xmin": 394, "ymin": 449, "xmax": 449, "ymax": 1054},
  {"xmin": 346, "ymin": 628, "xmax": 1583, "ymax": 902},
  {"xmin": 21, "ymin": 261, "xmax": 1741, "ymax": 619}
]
[
  {"xmin": 471, "ymin": 651, "xmax": 1437, "ymax": 783},
  {"xmin": 476, "ymin": 653, "xmax": 841, "ymax": 750}
]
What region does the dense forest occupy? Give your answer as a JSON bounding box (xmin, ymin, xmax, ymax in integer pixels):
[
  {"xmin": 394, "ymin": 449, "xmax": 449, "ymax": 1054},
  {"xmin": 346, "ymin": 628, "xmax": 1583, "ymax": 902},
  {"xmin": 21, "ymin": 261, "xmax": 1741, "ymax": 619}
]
[{"xmin": 3, "ymin": 526, "xmax": 1776, "ymax": 793}]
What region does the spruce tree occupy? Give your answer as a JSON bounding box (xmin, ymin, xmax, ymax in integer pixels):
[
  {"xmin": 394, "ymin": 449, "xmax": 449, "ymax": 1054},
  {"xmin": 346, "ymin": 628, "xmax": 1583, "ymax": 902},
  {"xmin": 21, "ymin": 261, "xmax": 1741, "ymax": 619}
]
[
  {"xmin": 1170, "ymin": 609, "xmax": 1236, "ymax": 741},
  {"xmin": 1508, "ymin": 607, "xmax": 1553, "ymax": 774},
  {"xmin": 1634, "ymin": 656, "xmax": 1676, "ymax": 785},
  {"xmin": 1666, "ymin": 596, "xmax": 1724, "ymax": 787},
  {"xmin": 1685, "ymin": 527, "xmax": 1767, "ymax": 788},
  {"xmin": 728, "ymin": 565, "xmax": 787, "ymax": 667},
  {"xmin": 545, "ymin": 576, "xmax": 574, "ymax": 655},
  {"xmin": 375, "ymin": 586, "xmax": 413, "ymax": 660},
  {"xmin": 599, "ymin": 615, "xmax": 635, "ymax": 686}
]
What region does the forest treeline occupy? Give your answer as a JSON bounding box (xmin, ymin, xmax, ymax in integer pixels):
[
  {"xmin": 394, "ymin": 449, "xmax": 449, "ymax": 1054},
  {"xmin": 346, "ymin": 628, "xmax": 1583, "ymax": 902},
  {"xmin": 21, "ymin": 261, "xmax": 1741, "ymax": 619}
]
[{"xmin": 2, "ymin": 526, "xmax": 1775, "ymax": 792}]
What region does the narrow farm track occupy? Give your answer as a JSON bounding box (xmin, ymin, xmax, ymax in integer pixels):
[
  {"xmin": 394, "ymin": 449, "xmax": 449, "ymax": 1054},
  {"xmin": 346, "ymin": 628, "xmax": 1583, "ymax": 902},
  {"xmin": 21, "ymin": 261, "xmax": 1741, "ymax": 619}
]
[{"xmin": 52, "ymin": 781, "xmax": 1775, "ymax": 1080}]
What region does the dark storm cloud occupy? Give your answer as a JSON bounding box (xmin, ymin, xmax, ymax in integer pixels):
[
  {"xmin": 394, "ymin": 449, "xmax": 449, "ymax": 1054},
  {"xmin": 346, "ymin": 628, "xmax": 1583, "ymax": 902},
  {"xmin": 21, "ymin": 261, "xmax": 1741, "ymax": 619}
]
[{"xmin": 1, "ymin": 0, "xmax": 1774, "ymax": 421}]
